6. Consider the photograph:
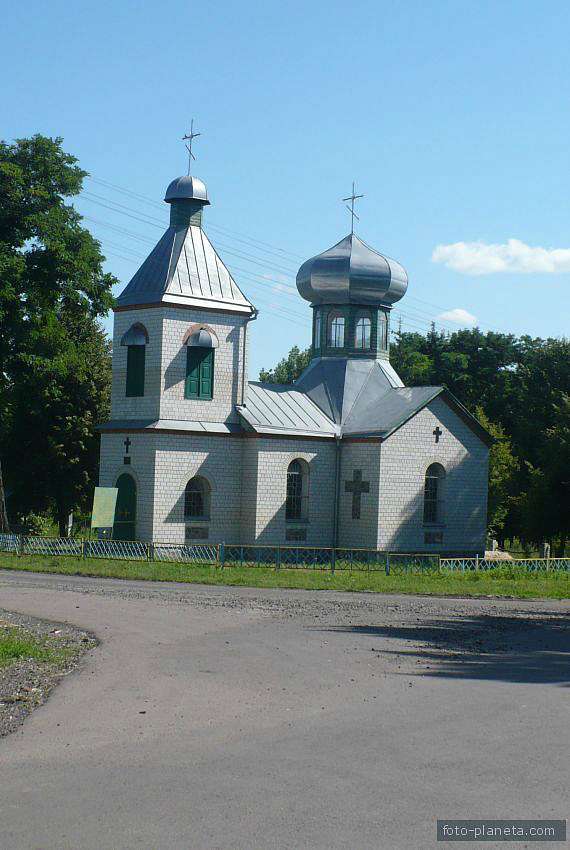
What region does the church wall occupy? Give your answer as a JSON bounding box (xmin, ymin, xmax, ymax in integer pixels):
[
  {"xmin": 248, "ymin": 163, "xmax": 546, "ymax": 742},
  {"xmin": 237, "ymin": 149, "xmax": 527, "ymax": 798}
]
[
  {"xmin": 337, "ymin": 442, "xmax": 381, "ymax": 549},
  {"xmin": 239, "ymin": 437, "xmax": 259, "ymax": 543},
  {"xmin": 110, "ymin": 308, "xmax": 163, "ymax": 421},
  {"xmin": 158, "ymin": 307, "xmax": 248, "ymax": 425},
  {"xmin": 98, "ymin": 432, "xmax": 156, "ymax": 541},
  {"xmin": 377, "ymin": 397, "xmax": 488, "ymax": 554},
  {"xmin": 151, "ymin": 434, "xmax": 243, "ymax": 543},
  {"xmin": 241, "ymin": 438, "xmax": 337, "ymax": 545}
]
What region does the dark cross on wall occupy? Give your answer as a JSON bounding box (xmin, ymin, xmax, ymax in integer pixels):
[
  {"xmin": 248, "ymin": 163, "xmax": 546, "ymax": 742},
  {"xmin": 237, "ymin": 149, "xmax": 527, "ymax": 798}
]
[
  {"xmin": 345, "ymin": 469, "xmax": 370, "ymax": 520},
  {"xmin": 433, "ymin": 427, "xmax": 443, "ymax": 444},
  {"xmin": 124, "ymin": 437, "xmax": 132, "ymax": 454}
]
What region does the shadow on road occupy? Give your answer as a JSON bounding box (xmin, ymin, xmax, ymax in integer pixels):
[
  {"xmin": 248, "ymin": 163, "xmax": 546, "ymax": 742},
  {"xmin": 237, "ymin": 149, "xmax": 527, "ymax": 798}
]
[{"xmin": 317, "ymin": 613, "xmax": 569, "ymax": 685}]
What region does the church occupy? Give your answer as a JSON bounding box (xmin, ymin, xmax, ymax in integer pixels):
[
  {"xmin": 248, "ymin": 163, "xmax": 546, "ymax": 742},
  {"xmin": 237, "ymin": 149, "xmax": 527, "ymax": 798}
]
[{"xmin": 98, "ymin": 168, "xmax": 490, "ymax": 555}]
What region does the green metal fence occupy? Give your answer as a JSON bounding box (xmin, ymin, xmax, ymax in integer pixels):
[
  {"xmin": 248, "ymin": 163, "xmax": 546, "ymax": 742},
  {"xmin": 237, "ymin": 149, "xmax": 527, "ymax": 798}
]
[{"xmin": 0, "ymin": 534, "xmax": 569, "ymax": 575}]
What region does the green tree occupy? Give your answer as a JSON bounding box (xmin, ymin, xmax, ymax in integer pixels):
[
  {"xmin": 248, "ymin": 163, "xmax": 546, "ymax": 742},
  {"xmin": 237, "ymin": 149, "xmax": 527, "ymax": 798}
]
[
  {"xmin": 259, "ymin": 345, "xmax": 311, "ymax": 384},
  {"xmin": 520, "ymin": 395, "xmax": 570, "ymax": 555},
  {"xmin": 474, "ymin": 407, "xmax": 519, "ymax": 543},
  {"xmin": 0, "ymin": 135, "xmax": 116, "ymax": 533}
]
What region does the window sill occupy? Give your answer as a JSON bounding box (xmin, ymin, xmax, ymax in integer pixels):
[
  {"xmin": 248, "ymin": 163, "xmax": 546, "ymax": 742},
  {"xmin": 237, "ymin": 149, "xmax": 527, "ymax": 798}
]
[
  {"xmin": 285, "ymin": 518, "xmax": 310, "ymax": 525},
  {"xmin": 185, "ymin": 518, "xmax": 210, "ymax": 523}
]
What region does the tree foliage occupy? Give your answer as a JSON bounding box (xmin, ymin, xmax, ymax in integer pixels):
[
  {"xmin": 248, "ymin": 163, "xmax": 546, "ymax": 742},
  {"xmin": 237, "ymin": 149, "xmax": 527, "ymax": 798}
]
[
  {"xmin": 0, "ymin": 135, "xmax": 116, "ymax": 533},
  {"xmin": 259, "ymin": 346, "xmax": 312, "ymax": 385},
  {"xmin": 259, "ymin": 328, "xmax": 570, "ymax": 550}
]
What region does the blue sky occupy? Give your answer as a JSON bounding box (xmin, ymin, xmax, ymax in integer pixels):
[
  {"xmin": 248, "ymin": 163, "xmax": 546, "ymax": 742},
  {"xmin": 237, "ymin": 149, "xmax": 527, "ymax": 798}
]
[{"xmin": 3, "ymin": 0, "xmax": 569, "ymax": 376}]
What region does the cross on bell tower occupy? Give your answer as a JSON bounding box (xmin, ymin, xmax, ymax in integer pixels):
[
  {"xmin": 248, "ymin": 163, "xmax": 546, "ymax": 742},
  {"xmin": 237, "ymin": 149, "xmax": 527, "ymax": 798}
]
[{"xmin": 182, "ymin": 119, "xmax": 201, "ymax": 176}]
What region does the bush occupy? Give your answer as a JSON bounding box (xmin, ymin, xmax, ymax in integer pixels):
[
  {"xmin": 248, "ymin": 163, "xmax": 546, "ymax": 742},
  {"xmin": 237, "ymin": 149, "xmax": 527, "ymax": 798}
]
[{"xmin": 16, "ymin": 512, "xmax": 55, "ymax": 536}]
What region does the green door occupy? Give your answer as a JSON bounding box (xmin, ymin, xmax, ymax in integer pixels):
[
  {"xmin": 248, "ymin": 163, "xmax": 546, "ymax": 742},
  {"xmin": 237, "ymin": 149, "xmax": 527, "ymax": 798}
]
[{"xmin": 113, "ymin": 474, "xmax": 137, "ymax": 540}]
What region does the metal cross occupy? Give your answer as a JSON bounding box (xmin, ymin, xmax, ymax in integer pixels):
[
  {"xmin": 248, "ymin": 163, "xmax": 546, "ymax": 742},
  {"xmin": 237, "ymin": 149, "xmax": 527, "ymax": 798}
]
[
  {"xmin": 182, "ymin": 119, "xmax": 201, "ymax": 176},
  {"xmin": 123, "ymin": 437, "xmax": 132, "ymax": 454},
  {"xmin": 345, "ymin": 469, "xmax": 370, "ymax": 520},
  {"xmin": 433, "ymin": 427, "xmax": 443, "ymax": 444},
  {"xmin": 342, "ymin": 181, "xmax": 364, "ymax": 234}
]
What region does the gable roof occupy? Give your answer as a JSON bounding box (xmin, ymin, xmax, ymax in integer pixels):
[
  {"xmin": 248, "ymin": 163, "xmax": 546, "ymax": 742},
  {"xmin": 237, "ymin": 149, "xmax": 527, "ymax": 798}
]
[
  {"xmin": 116, "ymin": 225, "xmax": 254, "ymax": 314},
  {"xmin": 342, "ymin": 385, "xmax": 443, "ymax": 437},
  {"xmin": 237, "ymin": 382, "xmax": 338, "ymax": 438},
  {"xmin": 238, "ymin": 367, "xmax": 492, "ymax": 446}
]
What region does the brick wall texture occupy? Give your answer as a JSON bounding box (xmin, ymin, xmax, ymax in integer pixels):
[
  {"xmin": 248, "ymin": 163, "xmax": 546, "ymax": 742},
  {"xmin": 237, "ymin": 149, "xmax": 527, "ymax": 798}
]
[{"xmin": 102, "ymin": 306, "xmax": 489, "ymax": 553}]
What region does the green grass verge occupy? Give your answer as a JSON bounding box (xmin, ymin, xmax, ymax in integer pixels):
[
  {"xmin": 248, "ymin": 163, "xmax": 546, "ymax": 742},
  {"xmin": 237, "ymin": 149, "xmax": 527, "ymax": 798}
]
[
  {"xmin": 0, "ymin": 552, "xmax": 568, "ymax": 599},
  {"xmin": 0, "ymin": 625, "xmax": 71, "ymax": 667}
]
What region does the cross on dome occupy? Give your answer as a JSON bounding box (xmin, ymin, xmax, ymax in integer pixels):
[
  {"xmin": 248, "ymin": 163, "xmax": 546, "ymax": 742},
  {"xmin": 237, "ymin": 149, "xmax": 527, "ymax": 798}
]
[
  {"xmin": 342, "ymin": 181, "xmax": 364, "ymax": 234},
  {"xmin": 182, "ymin": 119, "xmax": 201, "ymax": 176}
]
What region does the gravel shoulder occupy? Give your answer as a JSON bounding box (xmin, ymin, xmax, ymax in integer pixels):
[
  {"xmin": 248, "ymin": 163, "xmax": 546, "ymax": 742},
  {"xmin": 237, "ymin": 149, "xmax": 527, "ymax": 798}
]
[{"xmin": 0, "ymin": 608, "xmax": 97, "ymax": 737}]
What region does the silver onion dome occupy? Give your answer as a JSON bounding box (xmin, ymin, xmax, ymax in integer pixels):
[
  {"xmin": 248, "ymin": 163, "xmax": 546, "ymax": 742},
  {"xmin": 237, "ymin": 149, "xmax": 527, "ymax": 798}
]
[
  {"xmin": 296, "ymin": 233, "xmax": 408, "ymax": 306},
  {"xmin": 164, "ymin": 175, "xmax": 210, "ymax": 205}
]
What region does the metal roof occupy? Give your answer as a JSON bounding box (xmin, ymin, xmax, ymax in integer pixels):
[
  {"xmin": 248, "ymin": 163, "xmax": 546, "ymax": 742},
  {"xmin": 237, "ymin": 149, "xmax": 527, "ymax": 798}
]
[
  {"xmin": 98, "ymin": 419, "xmax": 242, "ymax": 434},
  {"xmin": 164, "ymin": 175, "xmax": 210, "ymax": 204},
  {"xmin": 295, "ymin": 357, "xmax": 403, "ymax": 424},
  {"xmin": 342, "ymin": 386, "xmax": 444, "ymax": 437},
  {"xmin": 99, "ymin": 386, "xmax": 490, "ymax": 445},
  {"xmin": 238, "ymin": 357, "xmax": 488, "ymax": 444},
  {"xmin": 116, "ymin": 224, "xmax": 254, "ymax": 313},
  {"xmin": 296, "ymin": 233, "xmax": 408, "ymax": 307},
  {"xmin": 237, "ymin": 383, "xmax": 339, "ymax": 437}
]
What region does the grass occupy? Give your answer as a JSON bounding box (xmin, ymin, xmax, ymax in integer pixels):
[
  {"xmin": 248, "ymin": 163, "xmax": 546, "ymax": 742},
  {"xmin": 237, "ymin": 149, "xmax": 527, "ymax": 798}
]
[
  {"xmin": 0, "ymin": 625, "xmax": 68, "ymax": 668},
  {"xmin": 0, "ymin": 552, "xmax": 568, "ymax": 599}
]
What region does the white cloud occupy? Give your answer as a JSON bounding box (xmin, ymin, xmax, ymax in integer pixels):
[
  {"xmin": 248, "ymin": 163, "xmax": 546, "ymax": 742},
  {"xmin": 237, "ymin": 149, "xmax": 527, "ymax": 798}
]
[
  {"xmin": 437, "ymin": 308, "xmax": 478, "ymax": 326},
  {"xmin": 432, "ymin": 238, "xmax": 570, "ymax": 275}
]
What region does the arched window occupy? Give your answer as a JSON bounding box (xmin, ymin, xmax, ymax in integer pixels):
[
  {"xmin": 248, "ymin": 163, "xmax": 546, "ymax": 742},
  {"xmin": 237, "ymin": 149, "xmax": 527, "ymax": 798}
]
[
  {"xmin": 354, "ymin": 315, "xmax": 372, "ymax": 350},
  {"xmin": 286, "ymin": 459, "xmax": 309, "ymax": 521},
  {"xmin": 328, "ymin": 313, "xmax": 345, "ymax": 348},
  {"xmin": 423, "ymin": 463, "xmax": 445, "ymax": 524},
  {"xmin": 314, "ymin": 311, "xmax": 322, "ymax": 349},
  {"xmin": 121, "ymin": 323, "xmax": 148, "ymax": 398},
  {"xmin": 378, "ymin": 312, "xmax": 388, "ymax": 350},
  {"xmin": 184, "ymin": 328, "xmax": 216, "ymax": 400},
  {"xmin": 184, "ymin": 476, "xmax": 211, "ymax": 520},
  {"xmin": 113, "ymin": 473, "xmax": 137, "ymax": 540}
]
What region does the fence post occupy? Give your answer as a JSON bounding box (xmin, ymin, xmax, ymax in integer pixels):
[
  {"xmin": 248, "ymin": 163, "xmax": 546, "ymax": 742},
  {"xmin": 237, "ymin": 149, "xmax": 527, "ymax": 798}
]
[
  {"xmin": 331, "ymin": 548, "xmax": 336, "ymax": 575},
  {"xmin": 82, "ymin": 539, "xmax": 87, "ymax": 559},
  {"xmin": 240, "ymin": 546, "xmax": 244, "ymax": 569},
  {"xmin": 19, "ymin": 535, "xmax": 24, "ymax": 557},
  {"xmin": 475, "ymin": 553, "xmax": 479, "ymax": 570},
  {"xmin": 276, "ymin": 545, "xmax": 281, "ymax": 571},
  {"xmin": 220, "ymin": 542, "xmax": 225, "ymax": 569},
  {"xmin": 385, "ymin": 552, "xmax": 390, "ymax": 576},
  {"xmin": 438, "ymin": 554, "xmax": 442, "ymax": 572}
]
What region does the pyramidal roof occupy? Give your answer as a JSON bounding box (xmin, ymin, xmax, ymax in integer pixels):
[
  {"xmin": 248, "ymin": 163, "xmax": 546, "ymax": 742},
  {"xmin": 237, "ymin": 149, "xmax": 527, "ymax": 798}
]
[{"xmin": 116, "ymin": 176, "xmax": 254, "ymax": 315}]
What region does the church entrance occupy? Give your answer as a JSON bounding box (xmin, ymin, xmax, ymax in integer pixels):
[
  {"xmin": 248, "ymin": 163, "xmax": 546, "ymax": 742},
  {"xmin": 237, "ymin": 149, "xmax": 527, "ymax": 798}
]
[{"xmin": 113, "ymin": 473, "xmax": 137, "ymax": 540}]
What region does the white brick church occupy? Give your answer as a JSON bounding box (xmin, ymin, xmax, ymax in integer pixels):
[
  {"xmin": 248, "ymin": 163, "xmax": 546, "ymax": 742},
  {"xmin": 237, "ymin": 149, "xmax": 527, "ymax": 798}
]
[{"xmin": 99, "ymin": 170, "xmax": 490, "ymax": 554}]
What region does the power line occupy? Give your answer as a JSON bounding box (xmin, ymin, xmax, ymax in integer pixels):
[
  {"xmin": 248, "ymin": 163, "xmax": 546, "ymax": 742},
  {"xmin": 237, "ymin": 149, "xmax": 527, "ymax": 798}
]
[
  {"xmin": 98, "ymin": 230, "xmax": 445, "ymax": 336},
  {"xmin": 86, "ymin": 176, "xmax": 306, "ymax": 263},
  {"xmin": 82, "ymin": 175, "xmax": 505, "ymax": 336}
]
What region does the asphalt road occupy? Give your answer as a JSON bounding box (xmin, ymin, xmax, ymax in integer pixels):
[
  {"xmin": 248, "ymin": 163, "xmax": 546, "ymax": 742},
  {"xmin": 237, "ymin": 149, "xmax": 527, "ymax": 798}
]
[{"xmin": 0, "ymin": 569, "xmax": 567, "ymax": 850}]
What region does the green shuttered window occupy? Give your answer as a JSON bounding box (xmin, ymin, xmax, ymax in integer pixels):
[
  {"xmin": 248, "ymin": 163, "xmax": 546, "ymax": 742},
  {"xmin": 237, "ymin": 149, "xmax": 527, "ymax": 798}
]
[
  {"xmin": 185, "ymin": 347, "xmax": 214, "ymax": 400},
  {"xmin": 126, "ymin": 345, "xmax": 145, "ymax": 397}
]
